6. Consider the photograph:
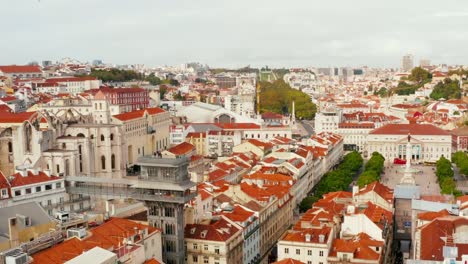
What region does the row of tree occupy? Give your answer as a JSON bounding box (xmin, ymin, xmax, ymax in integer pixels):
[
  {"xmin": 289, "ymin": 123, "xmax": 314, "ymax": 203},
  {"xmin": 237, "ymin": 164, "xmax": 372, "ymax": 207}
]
[
  {"xmin": 357, "ymin": 152, "xmax": 385, "ymax": 187},
  {"xmin": 436, "ymin": 156, "xmax": 462, "ymax": 196},
  {"xmin": 299, "ymin": 151, "xmax": 363, "ymax": 212},
  {"xmin": 259, "ymin": 79, "xmax": 317, "ymax": 120},
  {"xmin": 88, "ymin": 68, "xmax": 144, "ymax": 82},
  {"xmin": 452, "ymin": 151, "xmax": 468, "ymax": 176}
]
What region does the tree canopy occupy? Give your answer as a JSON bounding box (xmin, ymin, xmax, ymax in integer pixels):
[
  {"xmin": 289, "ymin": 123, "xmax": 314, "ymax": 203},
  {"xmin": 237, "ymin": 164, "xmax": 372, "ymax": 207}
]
[
  {"xmin": 357, "ymin": 152, "xmax": 385, "ymax": 187},
  {"xmin": 393, "ymin": 67, "xmax": 432, "ymax": 96},
  {"xmin": 435, "ymin": 156, "xmax": 461, "ymax": 196},
  {"xmin": 430, "ymin": 78, "xmax": 461, "ymax": 100},
  {"xmin": 88, "ymin": 68, "xmax": 143, "ymax": 82},
  {"xmin": 452, "ymin": 151, "xmax": 468, "ymax": 176},
  {"xmin": 299, "ymin": 151, "xmax": 363, "ymax": 212},
  {"xmin": 259, "ymin": 79, "xmax": 317, "ymax": 120}
]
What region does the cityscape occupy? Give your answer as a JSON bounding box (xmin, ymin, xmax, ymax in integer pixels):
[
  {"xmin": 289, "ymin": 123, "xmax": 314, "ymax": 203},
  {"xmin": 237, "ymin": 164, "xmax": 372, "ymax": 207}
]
[{"xmin": 1, "ymin": 1, "xmax": 468, "ymax": 264}]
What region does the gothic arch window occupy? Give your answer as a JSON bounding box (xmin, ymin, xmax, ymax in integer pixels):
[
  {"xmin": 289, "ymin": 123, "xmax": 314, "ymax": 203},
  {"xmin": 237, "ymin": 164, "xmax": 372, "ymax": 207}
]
[
  {"xmin": 101, "ymin": 134, "xmax": 105, "ymax": 141},
  {"xmin": 111, "ymin": 154, "xmax": 116, "ymax": 169},
  {"xmin": 216, "ymin": 114, "xmax": 234, "ymax": 124},
  {"xmin": 77, "ymin": 133, "xmax": 85, "ymax": 138},
  {"xmin": 101, "ymin": 156, "xmax": 106, "ymax": 170},
  {"xmin": 110, "ymin": 134, "xmax": 114, "ymax": 141},
  {"xmin": 24, "ymin": 123, "xmax": 32, "ymax": 153}
]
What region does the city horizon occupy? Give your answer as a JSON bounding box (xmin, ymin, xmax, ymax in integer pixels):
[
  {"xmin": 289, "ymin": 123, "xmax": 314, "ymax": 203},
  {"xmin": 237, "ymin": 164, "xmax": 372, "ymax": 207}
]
[{"xmin": 2, "ymin": 0, "xmax": 468, "ymax": 68}]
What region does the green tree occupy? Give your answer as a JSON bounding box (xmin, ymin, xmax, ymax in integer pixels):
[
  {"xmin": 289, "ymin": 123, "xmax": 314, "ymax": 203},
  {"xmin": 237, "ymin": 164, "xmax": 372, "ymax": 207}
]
[
  {"xmin": 408, "ymin": 67, "xmax": 431, "ymax": 83},
  {"xmin": 145, "ymin": 73, "xmax": 161, "ymax": 85},
  {"xmin": 430, "ymin": 78, "xmax": 461, "ymax": 100},
  {"xmin": 259, "ymin": 79, "xmax": 317, "ymax": 120},
  {"xmin": 299, "ymin": 196, "xmax": 319, "ymax": 212}
]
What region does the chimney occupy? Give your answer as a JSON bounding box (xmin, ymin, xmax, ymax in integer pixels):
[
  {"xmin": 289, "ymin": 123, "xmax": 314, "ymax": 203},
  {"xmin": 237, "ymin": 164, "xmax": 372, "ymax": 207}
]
[
  {"xmin": 352, "ymin": 185, "xmax": 359, "ymax": 197},
  {"xmin": 43, "ymin": 169, "xmax": 51, "ymax": 177}
]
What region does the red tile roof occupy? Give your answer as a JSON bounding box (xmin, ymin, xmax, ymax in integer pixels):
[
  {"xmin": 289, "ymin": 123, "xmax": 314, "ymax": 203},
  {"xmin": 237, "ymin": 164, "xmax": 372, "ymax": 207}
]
[
  {"xmin": 0, "ymin": 65, "xmax": 42, "ymax": 73},
  {"xmin": 369, "ymin": 124, "xmax": 450, "ymax": 135},
  {"xmin": 217, "ymin": 123, "xmax": 261, "ymax": 130},
  {"xmin": 9, "ymin": 171, "xmax": 61, "ymax": 187},
  {"xmin": 417, "ymin": 209, "xmax": 451, "ymax": 221},
  {"xmin": 185, "ymin": 217, "xmax": 241, "ymax": 241},
  {"xmin": 329, "ymin": 233, "xmax": 384, "ymax": 261},
  {"xmin": 418, "ymin": 216, "xmax": 468, "ymax": 261},
  {"xmin": 272, "ymin": 259, "xmax": 305, "ymax": 264},
  {"xmin": 221, "ymin": 205, "xmax": 255, "ymax": 223},
  {"xmin": 46, "ymin": 77, "xmax": 97, "ymax": 82},
  {"xmin": 360, "ymin": 202, "xmax": 393, "ymax": 228},
  {"xmin": 32, "ymin": 218, "xmax": 159, "ymax": 263},
  {"xmin": 112, "ymin": 107, "xmax": 165, "ymax": 121},
  {"xmin": 167, "ymin": 142, "xmax": 194, "ymax": 156},
  {"xmin": 356, "ymin": 181, "xmax": 394, "ymax": 204},
  {"xmin": 247, "ymin": 139, "xmax": 274, "ymax": 150},
  {"xmin": 281, "ymin": 226, "xmax": 331, "ymax": 243}
]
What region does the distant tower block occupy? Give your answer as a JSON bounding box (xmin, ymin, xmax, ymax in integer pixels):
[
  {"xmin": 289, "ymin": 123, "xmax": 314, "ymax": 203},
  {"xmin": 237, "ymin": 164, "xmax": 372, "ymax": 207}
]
[{"xmin": 137, "ymin": 156, "xmax": 197, "ymax": 264}]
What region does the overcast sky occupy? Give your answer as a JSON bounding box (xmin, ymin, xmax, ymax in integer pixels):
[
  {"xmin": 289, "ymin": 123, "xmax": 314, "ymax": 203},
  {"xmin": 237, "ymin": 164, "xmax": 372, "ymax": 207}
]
[{"xmin": 2, "ymin": 0, "xmax": 468, "ymax": 68}]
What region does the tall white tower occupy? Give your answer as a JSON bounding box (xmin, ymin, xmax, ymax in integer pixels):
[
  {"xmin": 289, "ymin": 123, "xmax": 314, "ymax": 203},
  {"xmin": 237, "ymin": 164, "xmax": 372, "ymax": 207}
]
[{"xmin": 400, "ymin": 133, "xmax": 416, "ymax": 185}]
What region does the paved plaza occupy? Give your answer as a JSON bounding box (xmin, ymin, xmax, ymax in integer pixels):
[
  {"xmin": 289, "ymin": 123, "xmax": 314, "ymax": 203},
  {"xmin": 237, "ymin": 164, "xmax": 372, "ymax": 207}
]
[{"xmin": 380, "ymin": 163, "xmax": 441, "ymax": 196}]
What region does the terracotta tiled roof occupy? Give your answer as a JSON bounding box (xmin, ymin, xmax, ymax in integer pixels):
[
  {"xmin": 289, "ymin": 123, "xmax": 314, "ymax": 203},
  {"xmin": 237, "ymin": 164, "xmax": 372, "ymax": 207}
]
[
  {"xmin": 144, "ymin": 259, "xmax": 162, "ymax": 264},
  {"xmin": 262, "ymin": 112, "xmax": 284, "ymax": 119},
  {"xmin": 281, "ymin": 226, "xmax": 331, "ymax": 243},
  {"xmin": 217, "ymin": 123, "xmax": 260, "ymax": 130},
  {"xmin": 32, "ymin": 218, "xmax": 159, "ymax": 263},
  {"xmin": 46, "ymin": 77, "xmax": 97, "ymax": 82},
  {"xmin": 167, "ymin": 142, "xmax": 194, "ymax": 156},
  {"xmin": 0, "ymin": 171, "xmax": 10, "ymax": 189},
  {"xmin": 9, "ymin": 171, "xmax": 61, "ymax": 188},
  {"xmin": 369, "ymin": 124, "xmax": 450, "ymax": 135},
  {"xmin": 360, "ymin": 202, "xmax": 393, "ymax": 228},
  {"xmin": 112, "ymin": 107, "xmax": 165, "ymax": 121},
  {"xmin": 247, "ymin": 139, "xmax": 274, "ymax": 150},
  {"xmin": 185, "ymin": 217, "xmax": 241, "ymax": 241},
  {"xmin": 356, "ymin": 181, "xmax": 394, "ymax": 204},
  {"xmin": 272, "ymin": 258, "xmax": 305, "ymax": 264},
  {"xmin": 417, "ymin": 209, "xmax": 451, "ymax": 221},
  {"xmin": 0, "ymin": 65, "xmax": 42, "ymax": 73},
  {"xmin": 329, "ymin": 233, "xmax": 384, "ymax": 261},
  {"xmin": 208, "ymin": 169, "xmax": 228, "ymax": 182},
  {"xmin": 418, "ymin": 216, "xmax": 468, "ymax": 261},
  {"xmin": 221, "ymin": 205, "xmax": 255, "ymax": 223}
]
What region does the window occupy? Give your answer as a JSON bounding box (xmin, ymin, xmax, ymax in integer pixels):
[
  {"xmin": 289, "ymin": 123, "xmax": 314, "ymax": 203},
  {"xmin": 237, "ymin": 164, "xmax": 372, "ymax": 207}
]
[
  {"xmin": 165, "ymin": 207, "xmax": 175, "ymax": 217},
  {"xmin": 319, "ymin": 251, "xmax": 324, "ymax": 257},
  {"xmin": 47, "ymin": 200, "xmax": 52, "ymax": 205},
  {"xmin": 56, "ymin": 182, "xmax": 62, "ymax": 188},
  {"xmin": 15, "ymin": 190, "xmax": 21, "ymax": 196},
  {"xmin": 284, "ymin": 248, "xmax": 289, "ymax": 254},
  {"xmin": 193, "ymin": 243, "xmax": 198, "ymax": 250},
  {"xmin": 101, "ymin": 134, "xmax": 105, "ymax": 141},
  {"xmin": 36, "ymin": 186, "xmax": 41, "ymax": 192},
  {"xmin": 204, "ymin": 245, "xmax": 208, "ymax": 251},
  {"xmin": 111, "ymin": 154, "xmax": 116, "ymax": 169},
  {"xmin": 165, "ymin": 223, "xmax": 174, "ymax": 235},
  {"xmin": 296, "ymin": 249, "xmax": 300, "ymax": 255},
  {"xmin": 308, "ymin": 250, "xmax": 312, "ymax": 256},
  {"xmin": 376, "ymin": 247, "xmax": 379, "ymax": 252},
  {"xmin": 62, "ymin": 143, "xmax": 66, "ymax": 149},
  {"xmin": 45, "ymin": 184, "xmax": 52, "ymax": 190},
  {"xmin": 101, "ymin": 156, "xmax": 106, "ymax": 170},
  {"xmin": 308, "ymin": 262, "xmax": 312, "ymax": 264},
  {"xmin": 110, "ymin": 133, "xmax": 114, "ymax": 141},
  {"xmin": 8, "ymin": 142, "xmax": 12, "ymax": 153},
  {"xmin": 203, "ymin": 257, "xmax": 209, "ymax": 264},
  {"xmin": 25, "ymin": 188, "xmax": 31, "ymax": 194},
  {"xmin": 214, "ymin": 247, "xmax": 220, "ymax": 254},
  {"xmin": 1, "ymin": 189, "xmax": 7, "ymax": 197},
  {"xmin": 193, "ymin": 256, "xmax": 198, "ymax": 262}
]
